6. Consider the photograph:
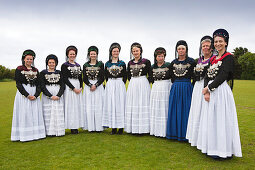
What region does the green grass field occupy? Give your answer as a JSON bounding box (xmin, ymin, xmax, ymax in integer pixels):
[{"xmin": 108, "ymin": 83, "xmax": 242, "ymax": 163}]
[{"xmin": 0, "ymin": 80, "xmax": 254, "ymax": 169}]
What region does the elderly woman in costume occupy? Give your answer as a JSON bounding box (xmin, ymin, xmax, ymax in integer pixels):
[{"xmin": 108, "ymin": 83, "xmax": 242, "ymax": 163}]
[
  {"xmin": 83, "ymin": 46, "xmax": 104, "ymax": 132},
  {"xmin": 149, "ymin": 47, "xmax": 172, "ymax": 137},
  {"xmin": 61, "ymin": 46, "xmax": 84, "ymax": 134},
  {"xmin": 166, "ymin": 40, "xmax": 196, "ymax": 141},
  {"xmin": 186, "ymin": 36, "xmax": 213, "ymax": 145},
  {"xmin": 11, "ymin": 49, "xmax": 46, "ymax": 142},
  {"xmin": 40, "ymin": 54, "xmax": 65, "ymax": 136},
  {"xmin": 197, "ymin": 29, "xmax": 242, "ymax": 159},
  {"xmin": 102, "ymin": 43, "xmax": 127, "ymax": 134},
  {"xmin": 125, "ymin": 42, "xmax": 152, "ymax": 134}
]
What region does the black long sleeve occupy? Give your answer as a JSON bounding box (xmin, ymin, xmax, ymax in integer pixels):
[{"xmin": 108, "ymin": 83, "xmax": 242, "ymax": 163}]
[
  {"xmin": 122, "ymin": 64, "xmax": 127, "ymax": 84},
  {"xmin": 146, "ymin": 60, "xmax": 153, "ymax": 83},
  {"xmin": 34, "ymin": 74, "xmax": 41, "ymax": 98},
  {"xmin": 190, "ymin": 62, "xmax": 196, "ymax": 86},
  {"xmin": 105, "ymin": 65, "xmax": 109, "ymax": 82},
  {"xmin": 127, "ymin": 62, "xmax": 131, "ymax": 81},
  {"xmin": 95, "ymin": 63, "xmax": 104, "ymax": 87},
  {"xmin": 56, "ymin": 72, "xmax": 66, "ymax": 97},
  {"xmin": 208, "ymin": 55, "xmax": 234, "ymax": 91},
  {"xmin": 61, "ymin": 64, "xmax": 75, "ymax": 90}
]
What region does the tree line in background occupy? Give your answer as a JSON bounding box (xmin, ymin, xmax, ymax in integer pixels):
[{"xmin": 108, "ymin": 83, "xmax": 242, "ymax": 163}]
[
  {"xmin": 1, "ymin": 47, "xmax": 255, "ymax": 80},
  {"xmin": 0, "ymin": 65, "xmax": 15, "ymax": 81}
]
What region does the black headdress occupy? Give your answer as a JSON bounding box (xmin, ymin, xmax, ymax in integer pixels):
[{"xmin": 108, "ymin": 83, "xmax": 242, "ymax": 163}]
[
  {"xmin": 213, "ymin": 28, "xmax": 229, "ymax": 47},
  {"xmin": 87, "ymin": 46, "xmax": 99, "ymax": 61},
  {"xmin": 66, "ymin": 45, "xmax": 78, "ymax": 57},
  {"xmin": 175, "ymin": 40, "xmax": 188, "ymax": 59},
  {"xmin": 46, "ymin": 54, "xmax": 58, "ymax": 70},
  {"xmin": 66, "ymin": 45, "xmax": 78, "ymax": 61},
  {"xmin": 199, "ymin": 35, "xmax": 214, "ymax": 58},
  {"xmin": 22, "ymin": 49, "xmax": 36, "ymax": 66},
  {"xmin": 154, "ymin": 47, "xmax": 166, "ymax": 65},
  {"xmin": 109, "ymin": 42, "xmax": 121, "ymax": 61},
  {"xmin": 130, "ymin": 42, "xmax": 143, "ymax": 60}
]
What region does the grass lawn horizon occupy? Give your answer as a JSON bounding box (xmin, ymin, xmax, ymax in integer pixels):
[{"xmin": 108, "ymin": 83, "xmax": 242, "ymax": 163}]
[{"xmin": 0, "ymin": 80, "xmax": 254, "ymax": 169}]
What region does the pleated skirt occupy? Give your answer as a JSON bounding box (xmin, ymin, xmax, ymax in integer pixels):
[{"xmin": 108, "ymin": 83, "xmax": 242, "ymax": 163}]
[
  {"xmin": 102, "ymin": 78, "xmax": 126, "ymax": 128},
  {"xmin": 166, "ymin": 79, "xmax": 193, "ymax": 141},
  {"xmin": 64, "ymin": 78, "xmax": 84, "ymax": 129},
  {"xmin": 83, "ymin": 80, "xmax": 104, "ymax": 131},
  {"xmin": 196, "ymin": 81, "xmax": 242, "ymax": 158},
  {"xmin": 150, "ymin": 79, "xmax": 172, "ymax": 137},
  {"xmin": 186, "ymin": 79, "xmax": 204, "ymax": 145},
  {"xmin": 42, "ymin": 85, "xmax": 65, "ymax": 136},
  {"xmin": 125, "ymin": 76, "xmax": 151, "ymax": 134},
  {"xmin": 11, "ymin": 84, "xmax": 46, "ymax": 142}
]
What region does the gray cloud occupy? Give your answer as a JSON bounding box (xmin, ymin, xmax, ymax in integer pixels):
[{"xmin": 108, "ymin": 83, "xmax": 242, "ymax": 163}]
[{"xmin": 0, "ymin": 0, "xmax": 254, "ymax": 70}]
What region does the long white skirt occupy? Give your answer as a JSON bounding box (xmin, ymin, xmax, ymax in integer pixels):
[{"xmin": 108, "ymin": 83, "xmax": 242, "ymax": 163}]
[
  {"xmin": 197, "ymin": 81, "xmax": 242, "ymax": 158},
  {"xmin": 83, "ymin": 80, "xmax": 104, "ymax": 131},
  {"xmin": 11, "ymin": 84, "xmax": 46, "ymax": 142},
  {"xmin": 102, "ymin": 78, "xmax": 126, "ymax": 128},
  {"xmin": 42, "ymin": 85, "xmax": 65, "ymax": 136},
  {"xmin": 64, "ymin": 78, "xmax": 84, "ymax": 129},
  {"xmin": 150, "ymin": 80, "xmax": 172, "ymax": 137},
  {"xmin": 186, "ymin": 79, "xmax": 204, "ymax": 145},
  {"xmin": 125, "ymin": 76, "xmax": 151, "ymax": 134}
]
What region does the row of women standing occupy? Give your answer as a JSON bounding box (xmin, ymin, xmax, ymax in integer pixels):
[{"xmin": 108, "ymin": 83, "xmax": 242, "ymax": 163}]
[{"xmin": 11, "ymin": 28, "xmax": 242, "ymax": 159}]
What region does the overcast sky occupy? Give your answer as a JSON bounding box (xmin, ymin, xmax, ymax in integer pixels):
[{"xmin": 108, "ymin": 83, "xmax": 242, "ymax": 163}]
[{"xmin": 1, "ymin": 0, "xmax": 254, "ymax": 70}]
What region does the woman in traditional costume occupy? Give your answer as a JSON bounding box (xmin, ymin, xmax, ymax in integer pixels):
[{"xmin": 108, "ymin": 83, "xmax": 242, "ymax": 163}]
[
  {"xmin": 197, "ymin": 29, "xmax": 242, "ymax": 159},
  {"xmin": 102, "ymin": 43, "xmax": 127, "ymax": 134},
  {"xmin": 166, "ymin": 40, "xmax": 196, "ymax": 141},
  {"xmin": 125, "ymin": 42, "xmax": 152, "ymax": 134},
  {"xmin": 83, "ymin": 46, "xmax": 104, "ymax": 132},
  {"xmin": 150, "ymin": 47, "xmax": 172, "ymax": 137},
  {"xmin": 186, "ymin": 36, "xmax": 213, "ymax": 145},
  {"xmin": 11, "ymin": 49, "xmax": 46, "ymax": 142},
  {"xmin": 40, "ymin": 54, "xmax": 65, "ymax": 136},
  {"xmin": 61, "ymin": 46, "xmax": 84, "ymax": 134}
]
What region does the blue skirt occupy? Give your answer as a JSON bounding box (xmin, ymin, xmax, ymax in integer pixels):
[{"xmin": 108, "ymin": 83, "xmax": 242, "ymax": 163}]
[{"xmin": 166, "ymin": 79, "xmax": 193, "ymax": 141}]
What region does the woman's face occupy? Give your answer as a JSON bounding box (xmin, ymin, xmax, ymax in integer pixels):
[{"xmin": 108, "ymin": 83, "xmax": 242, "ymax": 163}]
[
  {"xmin": 68, "ymin": 50, "xmax": 76, "ymax": 62},
  {"xmin": 156, "ymin": 53, "xmax": 165, "ymax": 64},
  {"xmin": 48, "ymin": 59, "xmax": 56, "ymax": 70},
  {"xmin": 201, "ymin": 41, "xmax": 212, "ymax": 56},
  {"xmin": 89, "ymin": 51, "xmax": 97, "ymax": 60},
  {"xmin": 24, "ymin": 55, "xmax": 33, "ymax": 67},
  {"xmin": 112, "ymin": 48, "xmax": 120, "ymax": 59},
  {"xmin": 214, "ymin": 36, "xmax": 227, "ymax": 52},
  {"xmin": 132, "ymin": 47, "xmax": 141, "ymax": 59},
  {"xmin": 177, "ymin": 46, "xmax": 186, "ymax": 57}
]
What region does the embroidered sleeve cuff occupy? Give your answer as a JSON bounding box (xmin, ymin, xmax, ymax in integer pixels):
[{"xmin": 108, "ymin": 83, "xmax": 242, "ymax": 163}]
[{"xmin": 208, "ymin": 84, "xmax": 215, "ymax": 92}]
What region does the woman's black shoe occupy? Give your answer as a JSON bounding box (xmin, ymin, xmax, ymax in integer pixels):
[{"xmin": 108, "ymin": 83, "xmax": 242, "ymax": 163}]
[
  {"xmin": 117, "ymin": 128, "xmax": 123, "ymax": 134},
  {"xmin": 71, "ymin": 129, "xmax": 78, "ymax": 134},
  {"xmin": 111, "ymin": 128, "xmax": 117, "ymax": 135}
]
